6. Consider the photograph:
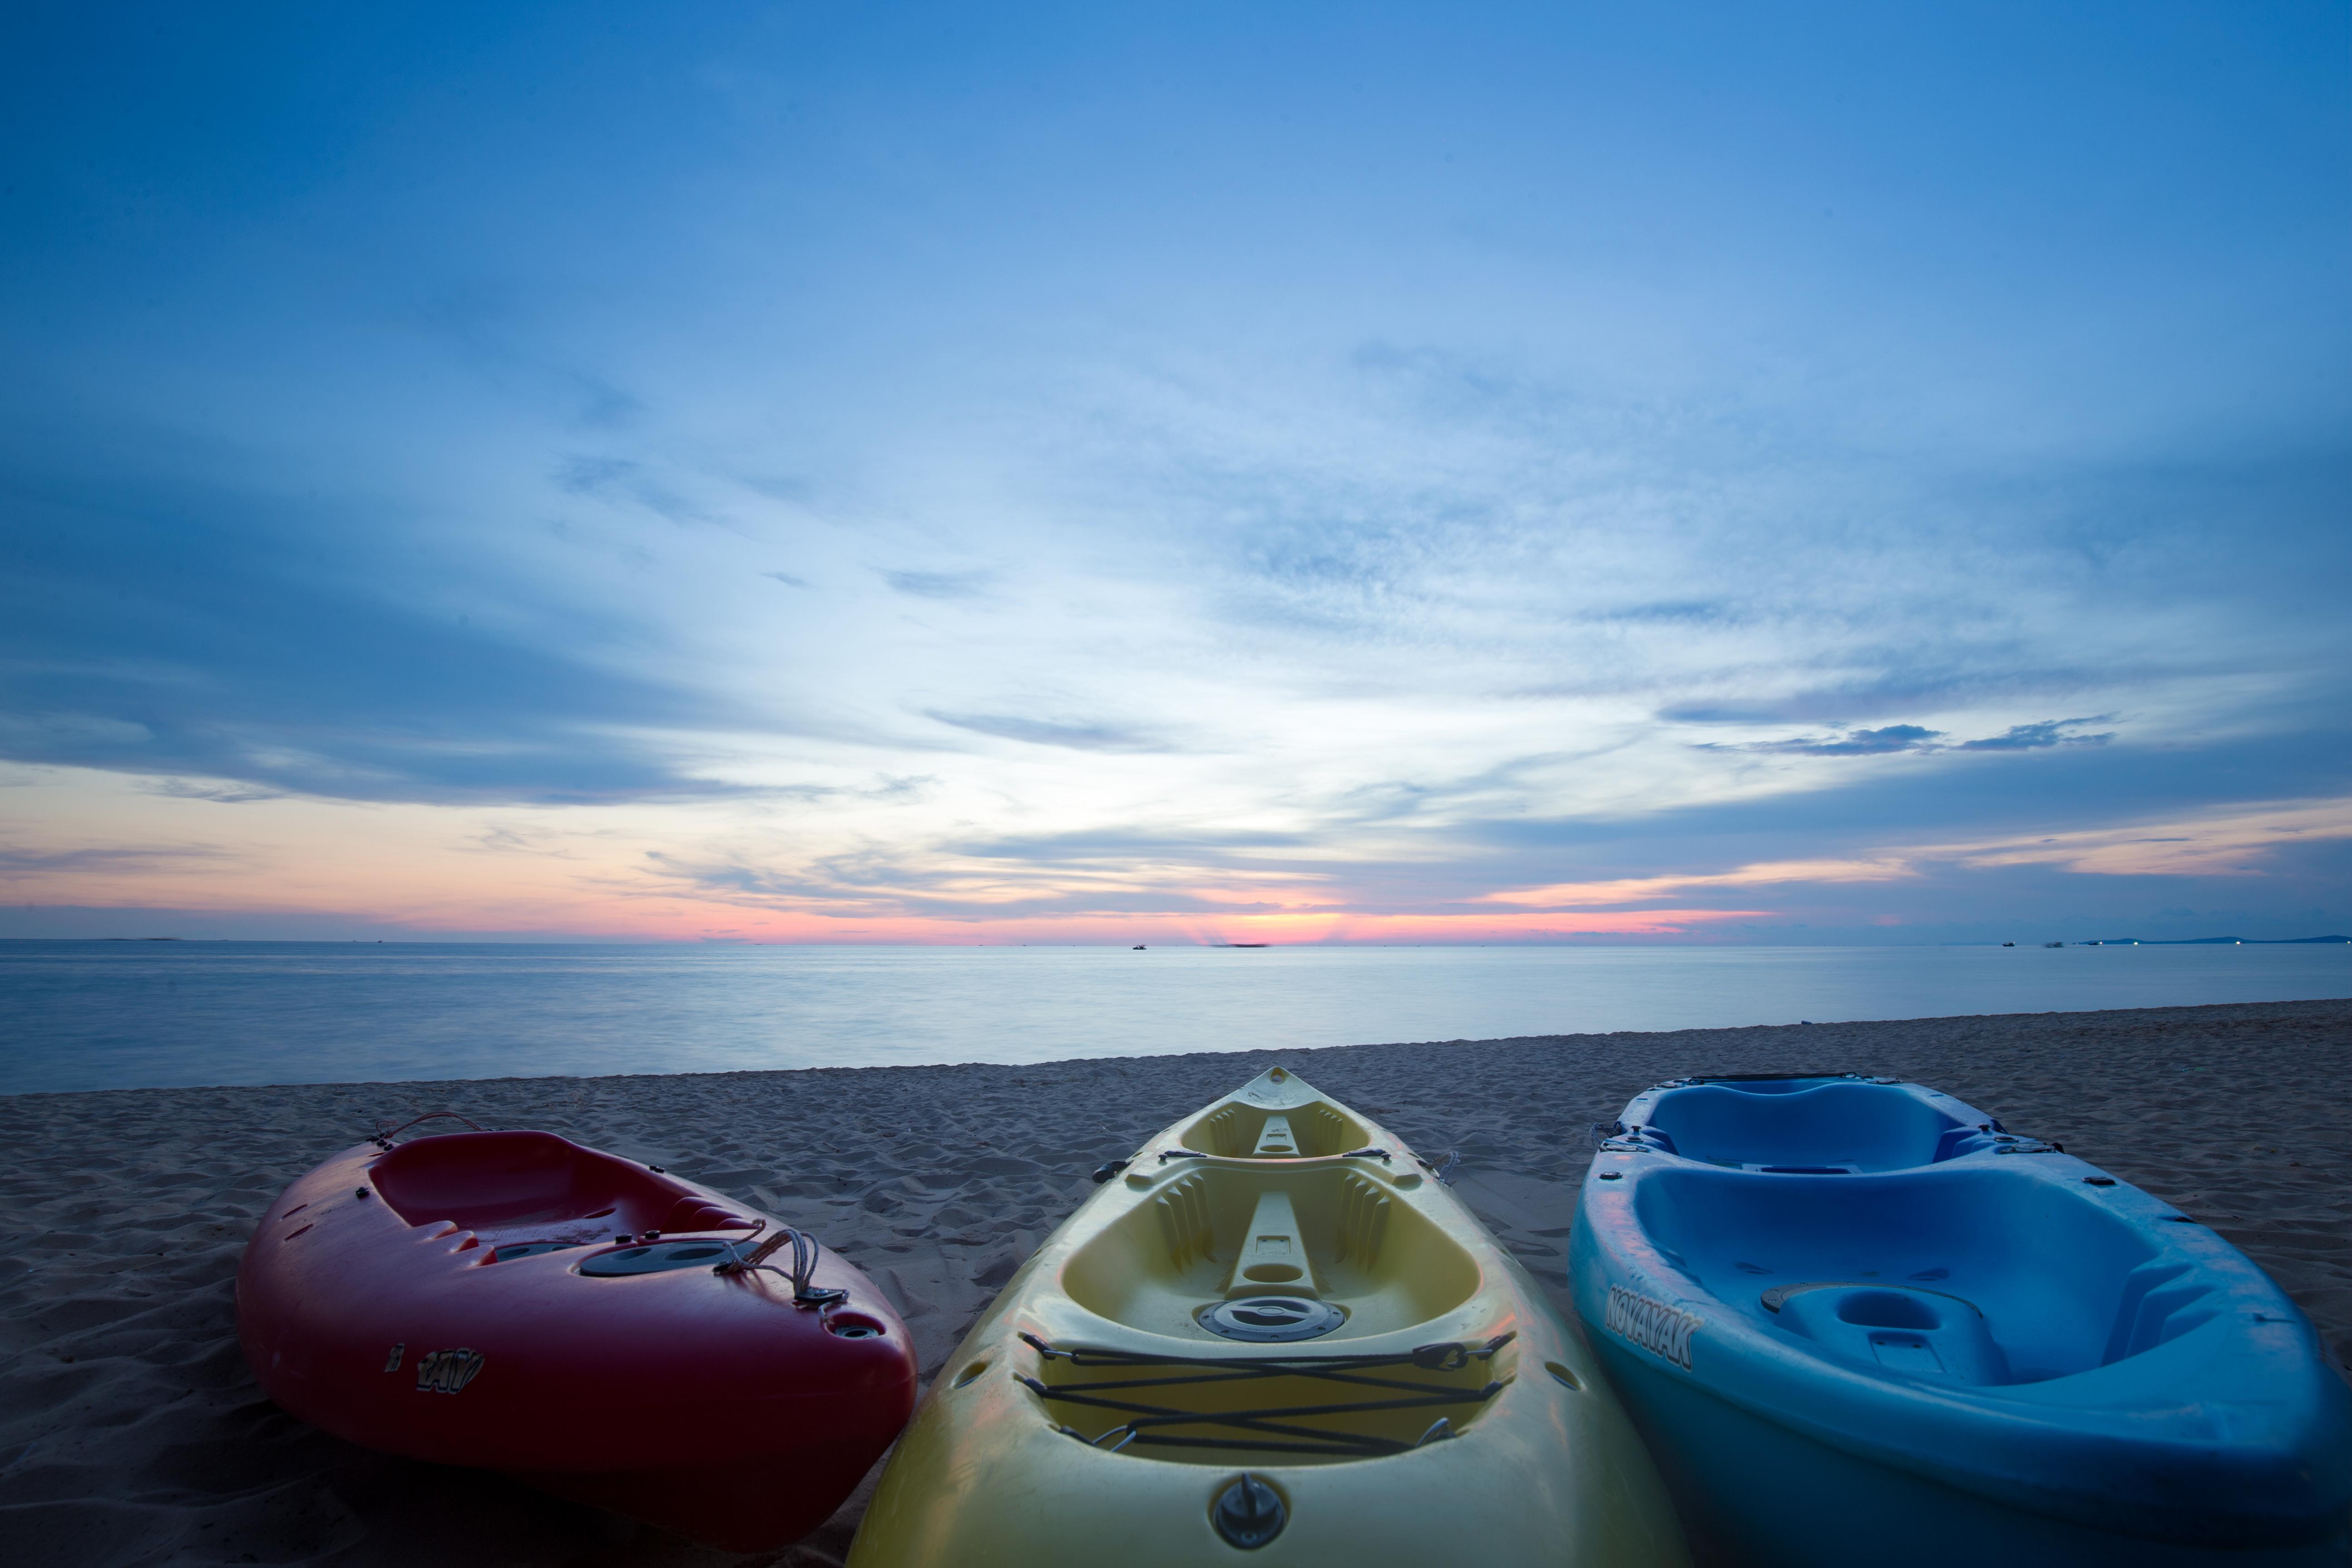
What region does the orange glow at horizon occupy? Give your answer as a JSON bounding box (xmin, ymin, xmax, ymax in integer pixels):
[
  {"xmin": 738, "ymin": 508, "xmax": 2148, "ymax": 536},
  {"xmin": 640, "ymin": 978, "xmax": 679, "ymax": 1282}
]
[{"xmin": 356, "ymin": 904, "xmax": 1781, "ymax": 945}]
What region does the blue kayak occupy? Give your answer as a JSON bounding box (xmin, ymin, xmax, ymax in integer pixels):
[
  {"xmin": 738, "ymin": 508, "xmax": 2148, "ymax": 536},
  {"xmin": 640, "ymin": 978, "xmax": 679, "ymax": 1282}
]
[{"xmin": 1569, "ymin": 1073, "xmax": 2352, "ymax": 1567}]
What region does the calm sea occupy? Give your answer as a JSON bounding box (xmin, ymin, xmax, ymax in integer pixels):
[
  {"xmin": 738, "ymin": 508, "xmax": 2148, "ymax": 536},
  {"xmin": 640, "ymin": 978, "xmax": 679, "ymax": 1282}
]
[{"xmin": 0, "ymin": 940, "xmax": 2344, "ymax": 1096}]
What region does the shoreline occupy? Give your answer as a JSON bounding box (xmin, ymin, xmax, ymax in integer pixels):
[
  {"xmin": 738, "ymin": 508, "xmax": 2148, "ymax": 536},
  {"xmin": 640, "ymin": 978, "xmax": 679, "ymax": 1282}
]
[{"xmin": 3, "ymin": 998, "xmax": 2345, "ymax": 1566}]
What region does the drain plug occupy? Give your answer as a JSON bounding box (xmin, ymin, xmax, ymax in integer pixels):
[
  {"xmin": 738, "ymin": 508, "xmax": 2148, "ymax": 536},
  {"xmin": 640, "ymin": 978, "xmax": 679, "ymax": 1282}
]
[{"xmin": 1212, "ymin": 1473, "xmax": 1286, "ymax": 1549}]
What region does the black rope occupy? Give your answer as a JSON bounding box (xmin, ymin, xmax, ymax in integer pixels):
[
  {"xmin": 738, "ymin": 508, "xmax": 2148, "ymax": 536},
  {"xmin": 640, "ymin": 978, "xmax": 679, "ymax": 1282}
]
[
  {"xmin": 1022, "ymin": 1374, "xmax": 1502, "ymax": 1426},
  {"xmin": 1031, "ymin": 1363, "xmax": 1486, "ymax": 1396},
  {"xmin": 1020, "ymin": 1329, "xmax": 1514, "ymax": 1374},
  {"xmin": 1019, "ymin": 1332, "xmax": 1515, "ymax": 1456},
  {"xmin": 1029, "ymin": 1379, "xmax": 1502, "ymax": 1456}
]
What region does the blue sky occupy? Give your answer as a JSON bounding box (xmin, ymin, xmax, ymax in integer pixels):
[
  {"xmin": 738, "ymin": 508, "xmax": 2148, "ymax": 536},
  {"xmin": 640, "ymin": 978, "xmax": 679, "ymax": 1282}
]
[{"xmin": 2, "ymin": 1, "xmax": 2346, "ymax": 942}]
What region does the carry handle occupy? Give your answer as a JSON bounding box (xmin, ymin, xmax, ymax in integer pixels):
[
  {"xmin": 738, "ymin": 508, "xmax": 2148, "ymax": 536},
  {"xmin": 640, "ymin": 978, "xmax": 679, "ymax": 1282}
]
[{"xmin": 368, "ymin": 1110, "xmax": 487, "ymax": 1148}]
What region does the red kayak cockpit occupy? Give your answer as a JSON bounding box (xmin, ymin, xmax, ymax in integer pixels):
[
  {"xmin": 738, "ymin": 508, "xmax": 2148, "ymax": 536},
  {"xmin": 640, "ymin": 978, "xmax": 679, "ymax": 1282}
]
[{"xmin": 370, "ymin": 1129, "xmax": 754, "ymax": 1247}]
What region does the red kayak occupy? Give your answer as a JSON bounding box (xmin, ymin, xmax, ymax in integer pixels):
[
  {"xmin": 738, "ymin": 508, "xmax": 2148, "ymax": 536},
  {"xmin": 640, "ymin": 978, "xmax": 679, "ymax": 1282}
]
[{"xmin": 236, "ymin": 1117, "xmax": 917, "ymax": 1551}]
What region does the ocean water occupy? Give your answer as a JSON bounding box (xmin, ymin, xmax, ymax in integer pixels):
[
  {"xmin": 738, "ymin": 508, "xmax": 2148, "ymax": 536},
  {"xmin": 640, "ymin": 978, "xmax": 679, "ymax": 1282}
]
[{"xmin": 0, "ymin": 940, "xmax": 2344, "ymax": 1096}]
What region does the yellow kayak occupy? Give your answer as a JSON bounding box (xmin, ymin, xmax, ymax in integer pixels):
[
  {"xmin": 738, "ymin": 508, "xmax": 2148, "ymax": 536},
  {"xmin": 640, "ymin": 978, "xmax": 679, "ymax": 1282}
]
[{"xmin": 848, "ymin": 1068, "xmax": 1689, "ymax": 1565}]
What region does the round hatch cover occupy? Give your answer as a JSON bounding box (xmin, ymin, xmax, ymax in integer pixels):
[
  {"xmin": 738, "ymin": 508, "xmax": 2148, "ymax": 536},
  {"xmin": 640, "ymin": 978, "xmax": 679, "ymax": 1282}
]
[
  {"xmin": 1199, "ymin": 1296, "xmax": 1346, "ymax": 1342},
  {"xmin": 578, "ymin": 1240, "xmax": 741, "ymax": 1277}
]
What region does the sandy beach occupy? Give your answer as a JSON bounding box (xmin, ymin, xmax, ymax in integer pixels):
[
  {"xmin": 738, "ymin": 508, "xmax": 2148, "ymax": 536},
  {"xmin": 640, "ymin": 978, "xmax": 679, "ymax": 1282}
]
[{"xmin": 2, "ymin": 997, "xmax": 2344, "ymax": 1567}]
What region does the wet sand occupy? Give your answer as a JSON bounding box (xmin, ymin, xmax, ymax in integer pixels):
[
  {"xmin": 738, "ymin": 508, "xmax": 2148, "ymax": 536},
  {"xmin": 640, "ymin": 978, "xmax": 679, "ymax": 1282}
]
[{"xmin": 2, "ymin": 998, "xmax": 2344, "ymax": 1566}]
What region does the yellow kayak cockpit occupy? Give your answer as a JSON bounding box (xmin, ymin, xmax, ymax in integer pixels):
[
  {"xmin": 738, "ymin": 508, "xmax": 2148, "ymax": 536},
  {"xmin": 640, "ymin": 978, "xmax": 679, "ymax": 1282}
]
[{"xmin": 1062, "ymin": 1159, "xmax": 1483, "ymax": 1342}]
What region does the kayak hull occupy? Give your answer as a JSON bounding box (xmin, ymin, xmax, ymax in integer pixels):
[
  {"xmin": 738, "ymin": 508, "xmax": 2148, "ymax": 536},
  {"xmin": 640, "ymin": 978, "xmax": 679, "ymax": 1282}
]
[
  {"xmin": 1570, "ymin": 1074, "xmax": 2352, "ymax": 1568},
  {"xmin": 1595, "ymin": 1338, "xmax": 2345, "ymax": 1568},
  {"xmin": 237, "ymin": 1129, "xmax": 917, "ymax": 1551},
  {"xmin": 850, "ymin": 1068, "xmax": 1689, "ymax": 1567}
]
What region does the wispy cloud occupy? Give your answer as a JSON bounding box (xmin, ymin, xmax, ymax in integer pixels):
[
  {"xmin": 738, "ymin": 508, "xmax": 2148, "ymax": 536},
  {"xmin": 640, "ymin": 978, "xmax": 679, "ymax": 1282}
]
[
  {"xmin": 1479, "ymin": 798, "xmax": 2352, "ymax": 921},
  {"xmin": 1958, "ymin": 718, "xmax": 2116, "ymax": 751},
  {"xmin": 0, "ymin": 843, "xmax": 237, "ymax": 876},
  {"xmin": 1485, "ymin": 857, "xmax": 1920, "ymax": 908},
  {"xmin": 0, "ymin": 456, "xmax": 782, "ymax": 806},
  {"xmin": 925, "ymin": 711, "xmax": 1173, "ymax": 753},
  {"xmin": 1739, "ymin": 724, "xmax": 1947, "ymax": 756},
  {"xmin": 142, "ymin": 778, "xmax": 284, "ymax": 804},
  {"xmin": 555, "ymin": 456, "xmax": 713, "ymax": 526},
  {"xmin": 1713, "ymin": 717, "xmax": 2116, "ymax": 758},
  {"xmin": 881, "ymin": 569, "xmax": 993, "ymax": 600},
  {"xmin": 1917, "ymin": 798, "xmax": 2352, "ymax": 878}
]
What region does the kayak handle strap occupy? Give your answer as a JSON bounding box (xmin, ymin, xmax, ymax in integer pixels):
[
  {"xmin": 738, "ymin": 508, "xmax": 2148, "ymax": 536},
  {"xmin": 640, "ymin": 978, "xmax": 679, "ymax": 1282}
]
[
  {"xmin": 368, "ymin": 1110, "xmax": 487, "ymax": 1149},
  {"xmin": 714, "ymin": 1220, "xmax": 847, "ymax": 1308}
]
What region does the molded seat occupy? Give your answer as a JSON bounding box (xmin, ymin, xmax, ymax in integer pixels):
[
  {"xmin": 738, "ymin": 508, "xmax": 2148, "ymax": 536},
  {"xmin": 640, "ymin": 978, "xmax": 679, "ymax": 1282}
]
[{"xmin": 1060, "ymin": 1161, "xmax": 1481, "ymax": 1345}]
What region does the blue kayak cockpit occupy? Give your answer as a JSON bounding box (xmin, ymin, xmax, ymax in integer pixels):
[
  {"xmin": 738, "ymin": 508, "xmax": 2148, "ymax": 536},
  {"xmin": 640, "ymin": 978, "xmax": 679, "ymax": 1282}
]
[
  {"xmin": 1629, "ymin": 1161, "xmax": 2215, "ymax": 1385},
  {"xmin": 1571, "ymin": 1071, "xmax": 2352, "ymax": 1563},
  {"xmin": 1614, "ymin": 1074, "xmax": 2017, "ymax": 1172},
  {"xmin": 1609, "ymin": 1076, "xmax": 2211, "ymax": 1384}
]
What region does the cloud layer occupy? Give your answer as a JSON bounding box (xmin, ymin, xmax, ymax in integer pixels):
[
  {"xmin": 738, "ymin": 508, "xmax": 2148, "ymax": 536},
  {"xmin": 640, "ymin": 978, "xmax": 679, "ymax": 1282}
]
[{"xmin": 1, "ymin": 3, "xmax": 2346, "ymax": 942}]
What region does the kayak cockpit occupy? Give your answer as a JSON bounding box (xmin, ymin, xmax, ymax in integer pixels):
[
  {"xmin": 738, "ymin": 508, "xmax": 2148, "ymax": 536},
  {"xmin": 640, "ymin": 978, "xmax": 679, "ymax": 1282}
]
[
  {"xmin": 370, "ymin": 1130, "xmax": 755, "ymax": 1249},
  {"xmin": 1575, "ymin": 1075, "xmax": 2352, "ymax": 1561},
  {"xmin": 1631, "ymin": 1162, "xmax": 2217, "ymax": 1385},
  {"xmin": 1040, "ymin": 1068, "xmax": 1519, "ymax": 1467},
  {"xmin": 1626, "ymin": 1076, "xmax": 2002, "ymax": 1172},
  {"xmin": 1061, "ymin": 1158, "xmax": 1480, "ymax": 1343}
]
